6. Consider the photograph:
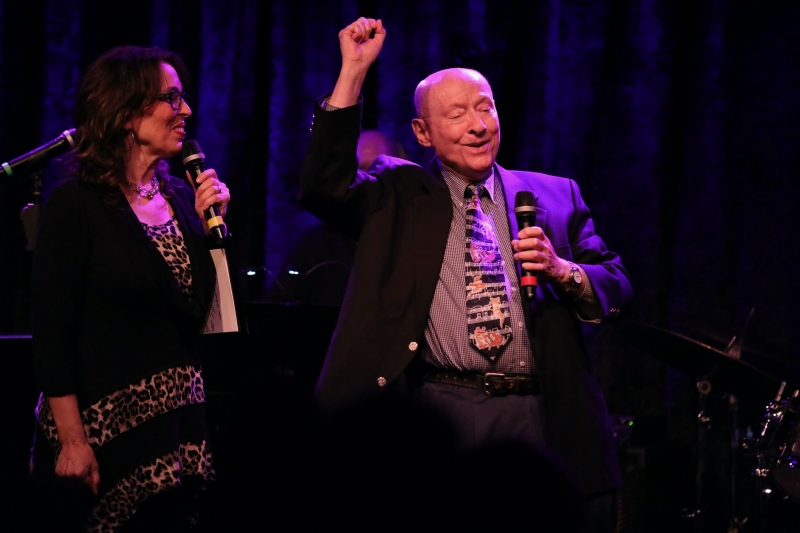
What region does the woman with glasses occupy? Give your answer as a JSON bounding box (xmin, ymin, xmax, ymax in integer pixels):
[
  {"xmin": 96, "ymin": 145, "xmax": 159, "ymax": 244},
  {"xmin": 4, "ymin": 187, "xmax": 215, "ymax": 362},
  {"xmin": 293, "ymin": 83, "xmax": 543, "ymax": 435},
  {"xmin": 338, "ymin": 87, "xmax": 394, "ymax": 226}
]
[{"xmin": 30, "ymin": 46, "xmax": 229, "ymax": 532}]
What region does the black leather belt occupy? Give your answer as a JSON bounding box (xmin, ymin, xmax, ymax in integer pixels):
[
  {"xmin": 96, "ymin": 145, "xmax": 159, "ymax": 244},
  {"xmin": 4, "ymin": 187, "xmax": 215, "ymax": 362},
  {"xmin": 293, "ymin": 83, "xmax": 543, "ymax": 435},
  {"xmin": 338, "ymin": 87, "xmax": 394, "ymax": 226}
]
[{"xmin": 423, "ymin": 368, "xmax": 540, "ymax": 397}]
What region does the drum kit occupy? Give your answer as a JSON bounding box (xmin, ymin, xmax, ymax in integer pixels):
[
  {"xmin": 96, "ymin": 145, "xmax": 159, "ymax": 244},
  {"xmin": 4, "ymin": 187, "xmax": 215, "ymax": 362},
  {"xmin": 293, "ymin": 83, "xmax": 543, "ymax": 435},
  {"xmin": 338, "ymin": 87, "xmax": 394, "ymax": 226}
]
[{"xmin": 620, "ymin": 323, "xmax": 800, "ymax": 532}]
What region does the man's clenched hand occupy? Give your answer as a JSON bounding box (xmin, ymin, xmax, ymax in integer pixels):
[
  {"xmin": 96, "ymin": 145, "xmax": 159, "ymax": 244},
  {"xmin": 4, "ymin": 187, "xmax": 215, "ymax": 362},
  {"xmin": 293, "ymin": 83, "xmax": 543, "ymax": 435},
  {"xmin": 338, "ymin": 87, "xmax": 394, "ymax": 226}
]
[{"xmin": 329, "ymin": 18, "xmax": 386, "ymax": 109}]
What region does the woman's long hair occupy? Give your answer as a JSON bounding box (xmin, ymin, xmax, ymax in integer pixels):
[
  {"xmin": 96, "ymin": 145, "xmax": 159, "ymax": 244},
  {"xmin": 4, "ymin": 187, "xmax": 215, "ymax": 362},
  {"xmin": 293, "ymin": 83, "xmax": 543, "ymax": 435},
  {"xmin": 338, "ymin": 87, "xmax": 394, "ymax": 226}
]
[{"xmin": 65, "ymin": 46, "xmax": 192, "ymax": 203}]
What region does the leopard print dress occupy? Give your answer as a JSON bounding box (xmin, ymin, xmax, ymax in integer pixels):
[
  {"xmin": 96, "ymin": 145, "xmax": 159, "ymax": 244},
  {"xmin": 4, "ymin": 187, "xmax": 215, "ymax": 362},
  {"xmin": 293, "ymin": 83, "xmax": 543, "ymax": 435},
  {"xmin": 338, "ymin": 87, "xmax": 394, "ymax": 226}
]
[
  {"xmin": 142, "ymin": 217, "xmax": 194, "ymax": 296},
  {"xmin": 34, "ymin": 216, "xmax": 215, "ymax": 532}
]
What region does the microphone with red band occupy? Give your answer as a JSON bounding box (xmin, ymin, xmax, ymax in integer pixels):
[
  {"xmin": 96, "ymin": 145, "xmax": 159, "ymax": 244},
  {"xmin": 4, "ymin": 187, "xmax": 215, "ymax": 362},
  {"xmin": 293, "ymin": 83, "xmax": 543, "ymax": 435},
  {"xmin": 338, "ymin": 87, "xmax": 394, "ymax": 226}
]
[
  {"xmin": 514, "ymin": 190, "xmax": 538, "ymax": 300},
  {"xmin": 181, "ymin": 140, "xmax": 228, "ymax": 242}
]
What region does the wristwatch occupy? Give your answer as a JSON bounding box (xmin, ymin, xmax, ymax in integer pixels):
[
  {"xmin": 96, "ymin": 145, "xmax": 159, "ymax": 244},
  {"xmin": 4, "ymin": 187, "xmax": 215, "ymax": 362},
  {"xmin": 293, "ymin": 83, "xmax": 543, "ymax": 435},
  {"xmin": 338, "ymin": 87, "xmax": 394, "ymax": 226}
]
[{"xmin": 567, "ymin": 262, "xmax": 582, "ymax": 292}]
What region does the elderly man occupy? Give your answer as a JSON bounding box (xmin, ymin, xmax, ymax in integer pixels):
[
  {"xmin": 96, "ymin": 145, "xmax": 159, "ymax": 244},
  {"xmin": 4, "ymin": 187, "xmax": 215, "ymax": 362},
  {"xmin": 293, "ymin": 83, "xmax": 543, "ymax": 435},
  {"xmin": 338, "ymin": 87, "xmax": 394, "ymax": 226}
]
[{"xmin": 300, "ymin": 18, "xmax": 632, "ymax": 531}]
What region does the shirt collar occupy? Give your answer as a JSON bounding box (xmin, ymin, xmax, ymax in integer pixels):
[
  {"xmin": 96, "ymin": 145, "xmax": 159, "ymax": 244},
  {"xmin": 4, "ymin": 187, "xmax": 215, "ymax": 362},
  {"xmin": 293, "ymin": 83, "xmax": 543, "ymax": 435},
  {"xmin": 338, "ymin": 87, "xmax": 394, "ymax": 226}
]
[{"xmin": 438, "ymin": 161, "xmax": 497, "ymax": 205}]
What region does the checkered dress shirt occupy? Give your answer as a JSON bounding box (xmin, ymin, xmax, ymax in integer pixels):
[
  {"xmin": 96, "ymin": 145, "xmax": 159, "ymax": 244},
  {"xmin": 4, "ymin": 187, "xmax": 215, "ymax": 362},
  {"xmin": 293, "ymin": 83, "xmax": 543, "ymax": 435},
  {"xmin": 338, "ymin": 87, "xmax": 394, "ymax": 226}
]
[{"xmin": 421, "ymin": 165, "xmax": 536, "ymax": 374}]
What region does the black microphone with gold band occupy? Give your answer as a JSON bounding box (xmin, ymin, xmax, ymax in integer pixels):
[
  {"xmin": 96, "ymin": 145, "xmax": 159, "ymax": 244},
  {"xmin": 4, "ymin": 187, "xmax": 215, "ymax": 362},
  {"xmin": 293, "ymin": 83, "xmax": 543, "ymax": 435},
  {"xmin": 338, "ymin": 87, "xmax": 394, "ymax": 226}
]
[{"xmin": 181, "ymin": 140, "xmax": 227, "ymax": 242}]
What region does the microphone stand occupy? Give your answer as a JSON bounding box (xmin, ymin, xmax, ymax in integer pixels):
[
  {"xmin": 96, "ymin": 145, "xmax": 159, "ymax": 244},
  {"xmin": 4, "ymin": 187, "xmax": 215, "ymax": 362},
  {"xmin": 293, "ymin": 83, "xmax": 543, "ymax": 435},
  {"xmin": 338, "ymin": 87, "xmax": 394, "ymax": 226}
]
[
  {"xmin": 19, "ymin": 167, "xmax": 43, "ymax": 251},
  {"xmin": 5, "ymin": 129, "xmax": 78, "ymax": 252}
]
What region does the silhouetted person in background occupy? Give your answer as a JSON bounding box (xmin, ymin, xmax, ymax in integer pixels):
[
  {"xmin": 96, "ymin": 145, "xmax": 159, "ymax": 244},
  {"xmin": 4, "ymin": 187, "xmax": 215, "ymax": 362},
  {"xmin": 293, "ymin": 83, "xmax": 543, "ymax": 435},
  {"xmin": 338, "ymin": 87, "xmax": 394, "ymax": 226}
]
[{"xmin": 266, "ymin": 129, "xmax": 407, "ymax": 305}]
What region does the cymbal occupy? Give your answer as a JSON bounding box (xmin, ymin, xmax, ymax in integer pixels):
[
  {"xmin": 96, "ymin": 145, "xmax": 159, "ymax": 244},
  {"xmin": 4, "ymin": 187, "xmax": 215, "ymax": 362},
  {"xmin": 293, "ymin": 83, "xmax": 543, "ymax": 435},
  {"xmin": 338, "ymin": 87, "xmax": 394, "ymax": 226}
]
[
  {"xmin": 670, "ymin": 313, "xmax": 798, "ymax": 366},
  {"xmin": 617, "ymin": 322, "xmax": 784, "ymax": 400}
]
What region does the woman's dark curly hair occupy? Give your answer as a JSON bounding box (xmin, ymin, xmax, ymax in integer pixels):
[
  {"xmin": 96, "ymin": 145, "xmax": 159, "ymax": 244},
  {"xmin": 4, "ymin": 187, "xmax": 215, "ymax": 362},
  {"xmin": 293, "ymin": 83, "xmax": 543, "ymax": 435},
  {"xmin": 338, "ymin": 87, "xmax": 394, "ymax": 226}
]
[{"xmin": 65, "ymin": 46, "xmax": 191, "ymax": 202}]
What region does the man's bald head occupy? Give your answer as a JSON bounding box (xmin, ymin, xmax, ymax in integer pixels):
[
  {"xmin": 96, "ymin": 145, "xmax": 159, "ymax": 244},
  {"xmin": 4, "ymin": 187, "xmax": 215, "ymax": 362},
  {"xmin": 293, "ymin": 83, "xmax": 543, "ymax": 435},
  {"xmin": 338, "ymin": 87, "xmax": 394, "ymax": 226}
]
[
  {"xmin": 414, "ymin": 68, "xmax": 493, "ymax": 120},
  {"xmin": 410, "ymin": 68, "xmax": 500, "ymax": 182}
]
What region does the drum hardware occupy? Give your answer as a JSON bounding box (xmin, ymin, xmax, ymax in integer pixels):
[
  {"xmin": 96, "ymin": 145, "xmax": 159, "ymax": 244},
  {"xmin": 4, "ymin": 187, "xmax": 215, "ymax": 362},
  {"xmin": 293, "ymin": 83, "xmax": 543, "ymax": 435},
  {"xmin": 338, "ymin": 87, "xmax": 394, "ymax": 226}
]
[
  {"xmin": 683, "ymin": 367, "xmax": 717, "ymax": 533},
  {"xmin": 684, "ymin": 367, "xmax": 747, "ymax": 532},
  {"xmin": 742, "ymin": 382, "xmax": 791, "ymax": 456},
  {"xmin": 724, "ymin": 312, "xmax": 753, "ymax": 533},
  {"xmin": 727, "ymin": 516, "xmax": 748, "ymax": 532},
  {"xmin": 619, "ymin": 323, "xmax": 790, "ymax": 532},
  {"xmin": 724, "ymin": 307, "xmax": 755, "ymax": 361},
  {"xmin": 728, "ymin": 393, "xmax": 745, "ymax": 533},
  {"xmin": 737, "ymin": 381, "xmax": 800, "ymax": 532},
  {"xmin": 743, "ymin": 383, "xmax": 800, "ymax": 504}
]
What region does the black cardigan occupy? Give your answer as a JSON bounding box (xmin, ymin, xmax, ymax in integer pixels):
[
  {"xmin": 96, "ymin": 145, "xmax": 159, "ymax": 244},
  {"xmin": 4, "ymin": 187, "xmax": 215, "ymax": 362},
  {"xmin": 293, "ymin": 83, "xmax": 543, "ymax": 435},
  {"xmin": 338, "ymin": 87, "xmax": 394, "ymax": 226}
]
[{"xmin": 32, "ymin": 177, "xmax": 216, "ymax": 407}]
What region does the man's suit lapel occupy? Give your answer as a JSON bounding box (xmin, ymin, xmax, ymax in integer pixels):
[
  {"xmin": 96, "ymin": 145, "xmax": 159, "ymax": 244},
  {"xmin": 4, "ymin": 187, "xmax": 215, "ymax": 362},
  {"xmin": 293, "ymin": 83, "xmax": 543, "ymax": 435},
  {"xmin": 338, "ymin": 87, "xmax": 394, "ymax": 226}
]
[
  {"xmin": 496, "ymin": 165, "xmax": 551, "ymax": 316},
  {"xmin": 414, "ymin": 160, "xmax": 452, "ymax": 329},
  {"xmin": 496, "ymin": 165, "xmax": 547, "ymax": 238}
]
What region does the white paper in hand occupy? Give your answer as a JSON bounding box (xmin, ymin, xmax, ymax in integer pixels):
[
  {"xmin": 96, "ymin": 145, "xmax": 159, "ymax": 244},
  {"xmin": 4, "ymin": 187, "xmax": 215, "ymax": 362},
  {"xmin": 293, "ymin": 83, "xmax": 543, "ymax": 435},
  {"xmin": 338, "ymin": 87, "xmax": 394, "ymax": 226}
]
[{"xmin": 202, "ymin": 248, "xmax": 239, "ymax": 334}]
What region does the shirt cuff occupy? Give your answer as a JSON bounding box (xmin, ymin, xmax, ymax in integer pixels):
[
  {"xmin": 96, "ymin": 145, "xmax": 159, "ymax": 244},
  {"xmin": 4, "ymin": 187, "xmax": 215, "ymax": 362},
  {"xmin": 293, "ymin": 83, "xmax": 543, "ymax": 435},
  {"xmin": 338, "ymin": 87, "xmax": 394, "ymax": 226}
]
[{"xmin": 317, "ymin": 93, "xmax": 363, "ymax": 111}]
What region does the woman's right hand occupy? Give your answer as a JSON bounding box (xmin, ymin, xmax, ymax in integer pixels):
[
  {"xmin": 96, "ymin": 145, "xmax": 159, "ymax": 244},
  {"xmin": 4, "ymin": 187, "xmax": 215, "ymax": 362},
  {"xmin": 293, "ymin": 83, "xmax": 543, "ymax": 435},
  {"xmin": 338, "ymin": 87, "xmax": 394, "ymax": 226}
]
[{"xmin": 55, "ymin": 441, "xmax": 100, "ymax": 494}]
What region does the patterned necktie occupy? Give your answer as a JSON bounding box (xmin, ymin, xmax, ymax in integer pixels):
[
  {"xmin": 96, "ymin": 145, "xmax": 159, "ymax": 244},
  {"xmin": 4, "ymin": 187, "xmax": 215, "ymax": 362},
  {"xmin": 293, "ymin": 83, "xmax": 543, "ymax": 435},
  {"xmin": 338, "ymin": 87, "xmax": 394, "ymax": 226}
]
[{"xmin": 464, "ymin": 185, "xmax": 512, "ymax": 360}]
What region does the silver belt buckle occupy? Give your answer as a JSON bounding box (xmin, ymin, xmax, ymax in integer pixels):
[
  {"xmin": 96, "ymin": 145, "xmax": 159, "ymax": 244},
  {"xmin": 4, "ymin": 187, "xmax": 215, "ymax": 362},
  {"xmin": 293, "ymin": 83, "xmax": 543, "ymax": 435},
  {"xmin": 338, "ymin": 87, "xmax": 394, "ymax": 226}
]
[{"xmin": 482, "ymin": 372, "xmax": 509, "ymax": 397}]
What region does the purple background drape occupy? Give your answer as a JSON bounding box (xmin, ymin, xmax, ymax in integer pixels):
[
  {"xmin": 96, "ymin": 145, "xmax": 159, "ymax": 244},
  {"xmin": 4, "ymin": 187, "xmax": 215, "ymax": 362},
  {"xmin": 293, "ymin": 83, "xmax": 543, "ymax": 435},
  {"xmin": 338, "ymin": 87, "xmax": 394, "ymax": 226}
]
[{"xmin": 2, "ymin": 0, "xmax": 799, "ymax": 439}]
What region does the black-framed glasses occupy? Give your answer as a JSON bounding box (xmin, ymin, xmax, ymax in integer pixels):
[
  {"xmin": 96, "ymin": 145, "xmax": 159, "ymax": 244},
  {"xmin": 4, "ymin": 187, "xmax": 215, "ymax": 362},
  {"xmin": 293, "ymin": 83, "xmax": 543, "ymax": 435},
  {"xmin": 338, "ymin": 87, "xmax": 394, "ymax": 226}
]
[{"xmin": 156, "ymin": 90, "xmax": 187, "ymax": 111}]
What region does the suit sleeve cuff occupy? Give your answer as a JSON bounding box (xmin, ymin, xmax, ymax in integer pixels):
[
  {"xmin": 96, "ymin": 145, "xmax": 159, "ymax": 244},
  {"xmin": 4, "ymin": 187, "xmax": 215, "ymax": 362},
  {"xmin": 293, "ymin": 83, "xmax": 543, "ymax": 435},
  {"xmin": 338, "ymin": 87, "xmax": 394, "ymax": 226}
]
[{"xmin": 316, "ymin": 93, "xmax": 363, "ymax": 112}]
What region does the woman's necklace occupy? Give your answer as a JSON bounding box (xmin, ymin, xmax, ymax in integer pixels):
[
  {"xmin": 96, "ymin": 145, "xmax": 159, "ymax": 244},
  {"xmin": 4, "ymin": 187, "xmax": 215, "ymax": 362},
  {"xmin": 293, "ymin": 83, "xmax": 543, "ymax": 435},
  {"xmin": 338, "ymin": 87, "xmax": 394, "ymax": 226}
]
[{"xmin": 127, "ymin": 177, "xmax": 160, "ymax": 200}]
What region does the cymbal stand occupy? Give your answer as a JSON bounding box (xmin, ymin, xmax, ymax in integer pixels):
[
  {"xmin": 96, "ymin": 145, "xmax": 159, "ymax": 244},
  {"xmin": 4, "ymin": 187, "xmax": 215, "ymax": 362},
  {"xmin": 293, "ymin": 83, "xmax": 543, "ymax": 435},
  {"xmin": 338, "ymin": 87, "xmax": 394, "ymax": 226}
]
[
  {"xmin": 727, "ymin": 393, "xmax": 748, "ymax": 532},
  {"xmin": 684, "ymin": 366, "xmax": 717, "ymax": 533}
]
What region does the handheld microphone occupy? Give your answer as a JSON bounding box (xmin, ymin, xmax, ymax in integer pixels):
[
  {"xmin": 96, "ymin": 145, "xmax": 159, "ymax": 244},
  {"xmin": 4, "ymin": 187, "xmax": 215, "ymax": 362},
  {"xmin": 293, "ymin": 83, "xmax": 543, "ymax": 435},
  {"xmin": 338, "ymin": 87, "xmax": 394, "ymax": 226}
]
[
  {"xmin": 514, "ymin": 191, "xmax": 538, "ymax": 300},
  {"xmin": 1, "ymin": 129, "xmax": 77, "ymax": 178},
  {"xmin": 181, "ymin": 140, "xmax": 227, "ymax": 242}
]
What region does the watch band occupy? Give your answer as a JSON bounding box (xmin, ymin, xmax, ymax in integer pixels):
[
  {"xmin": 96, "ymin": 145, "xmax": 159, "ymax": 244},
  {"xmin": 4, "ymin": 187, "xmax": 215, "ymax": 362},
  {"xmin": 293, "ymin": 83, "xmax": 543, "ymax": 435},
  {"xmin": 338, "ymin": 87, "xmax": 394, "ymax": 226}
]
[{"xmin": 567, "ymin": 262, "xmax": 586, "ymax": 299}]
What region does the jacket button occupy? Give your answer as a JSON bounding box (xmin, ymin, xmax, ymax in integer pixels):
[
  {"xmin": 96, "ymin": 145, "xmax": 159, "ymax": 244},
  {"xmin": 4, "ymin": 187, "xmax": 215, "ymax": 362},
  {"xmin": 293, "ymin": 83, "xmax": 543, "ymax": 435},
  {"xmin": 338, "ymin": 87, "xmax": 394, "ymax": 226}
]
[
  {"xmin": 408, "ymin": 342, "xmax": 418, "ymax": 351},
  {"xmin": 377, "ymin": 377, "xmax": 387, "ymax": 387}
]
